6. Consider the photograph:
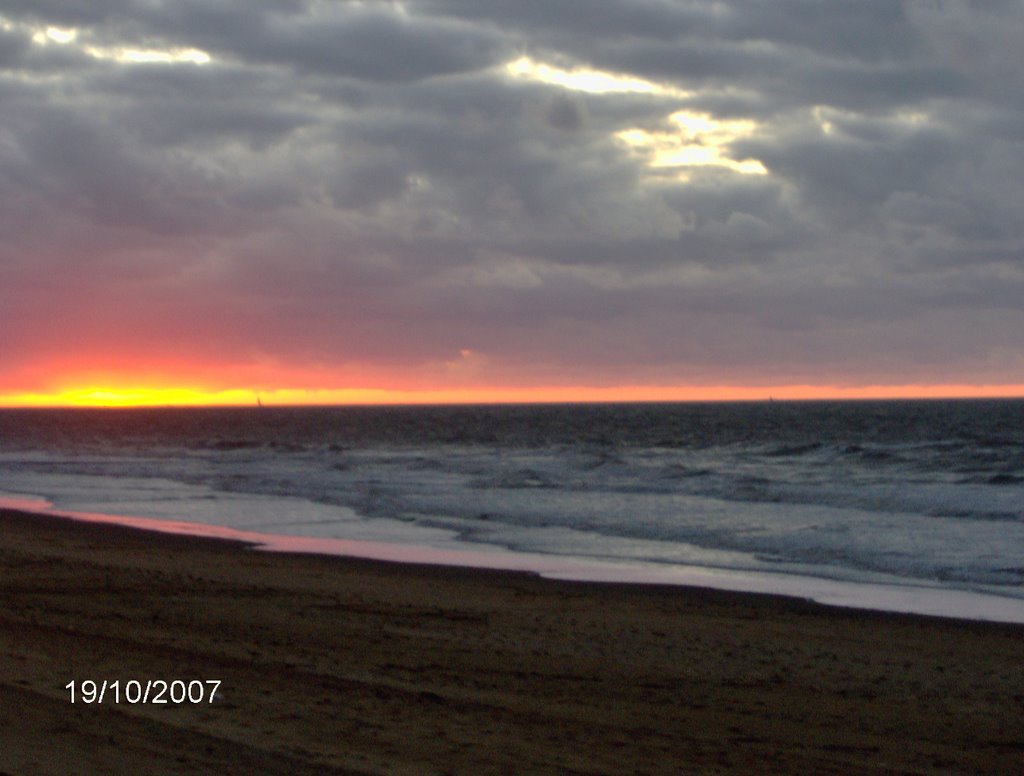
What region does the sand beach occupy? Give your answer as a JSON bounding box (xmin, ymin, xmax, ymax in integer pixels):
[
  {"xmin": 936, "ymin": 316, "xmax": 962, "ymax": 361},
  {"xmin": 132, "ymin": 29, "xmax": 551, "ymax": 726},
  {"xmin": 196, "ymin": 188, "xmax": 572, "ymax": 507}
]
[{"xmin": 1, "ymin": 507, "xmax": 1022, "ymax": 774}]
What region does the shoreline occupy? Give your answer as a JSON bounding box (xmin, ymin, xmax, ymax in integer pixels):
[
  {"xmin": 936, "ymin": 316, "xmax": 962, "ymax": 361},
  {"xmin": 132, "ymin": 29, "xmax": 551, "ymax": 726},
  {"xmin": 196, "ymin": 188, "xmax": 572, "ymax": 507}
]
[
  {"xmin": 3, "ymin": 506, "xmax": 1024, "ymax": 773},
  {"xmin": 5, "ymin": 497, "xmax": 1024, "ymax": 625}
]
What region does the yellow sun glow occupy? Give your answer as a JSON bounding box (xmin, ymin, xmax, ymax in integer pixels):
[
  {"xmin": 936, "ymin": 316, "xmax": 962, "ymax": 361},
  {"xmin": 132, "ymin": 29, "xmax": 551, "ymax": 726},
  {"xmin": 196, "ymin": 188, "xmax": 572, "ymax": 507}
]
[
  {"xmin": 9, "ymin": 387, "xmax": 259, "ymax": 408},
  {"xmin": 3, "ymin": 382, "xmax": 1024, "ymax": 408}
]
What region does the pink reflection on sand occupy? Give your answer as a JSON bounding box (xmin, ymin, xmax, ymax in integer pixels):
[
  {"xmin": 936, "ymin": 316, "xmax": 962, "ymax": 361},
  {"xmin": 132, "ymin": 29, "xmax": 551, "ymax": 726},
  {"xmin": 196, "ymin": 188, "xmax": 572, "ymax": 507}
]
[
  {"xmin": 0, "ymin": 494, "xmax": 53, "ymax": 513},
  {"xmin": 0, "ymin": 496, "xmax": 597, "ymax": 573}
]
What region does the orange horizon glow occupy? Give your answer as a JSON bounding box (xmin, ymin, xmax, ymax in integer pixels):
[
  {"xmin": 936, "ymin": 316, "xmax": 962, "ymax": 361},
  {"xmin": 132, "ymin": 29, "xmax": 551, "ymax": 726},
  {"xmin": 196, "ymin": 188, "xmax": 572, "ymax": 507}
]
[{"xmin": 3, "ymin": 382, "xmax": 1024, "ymax": 408}]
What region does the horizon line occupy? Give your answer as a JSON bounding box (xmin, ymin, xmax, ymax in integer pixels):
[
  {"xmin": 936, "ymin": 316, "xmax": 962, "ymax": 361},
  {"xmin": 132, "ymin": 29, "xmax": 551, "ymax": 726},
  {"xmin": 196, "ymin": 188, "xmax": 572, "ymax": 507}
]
[{"xmin": 3, "ymin": 382, "xmax": 1024, "ymax": 409}]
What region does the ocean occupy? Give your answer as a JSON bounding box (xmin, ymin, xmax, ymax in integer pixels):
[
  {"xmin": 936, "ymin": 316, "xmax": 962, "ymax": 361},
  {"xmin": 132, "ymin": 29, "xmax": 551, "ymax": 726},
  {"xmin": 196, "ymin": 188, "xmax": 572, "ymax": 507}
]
[{"xmin": 2, "ymin": 400, "xmax": 1023, "ymax": 621}]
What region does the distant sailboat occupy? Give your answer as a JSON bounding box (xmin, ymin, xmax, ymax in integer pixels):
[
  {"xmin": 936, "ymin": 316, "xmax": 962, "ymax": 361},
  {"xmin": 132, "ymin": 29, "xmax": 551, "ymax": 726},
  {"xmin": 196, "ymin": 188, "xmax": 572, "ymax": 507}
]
[{"xmin": 257, "ymin": 395, "xmax": 264, "ymax": 408}]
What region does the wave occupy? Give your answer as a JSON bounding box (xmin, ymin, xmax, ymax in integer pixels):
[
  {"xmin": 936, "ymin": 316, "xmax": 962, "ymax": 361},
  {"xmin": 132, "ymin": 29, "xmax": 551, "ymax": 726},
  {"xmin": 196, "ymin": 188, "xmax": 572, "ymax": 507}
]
[
  {"xmin": 765, "ymin": 442, "xmax": 823, "ymax": 457},
  {"xmin": 986, "ymin": 473, "xmax": 1024, "ymax": 486}
]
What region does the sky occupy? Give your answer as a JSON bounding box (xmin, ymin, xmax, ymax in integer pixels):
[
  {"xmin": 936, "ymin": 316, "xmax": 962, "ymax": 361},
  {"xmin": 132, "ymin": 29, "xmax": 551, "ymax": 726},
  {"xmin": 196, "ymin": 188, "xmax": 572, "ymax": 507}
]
[{"xmin": 2, "ymin": 0, "xmax": 1023, "ymax": 405}]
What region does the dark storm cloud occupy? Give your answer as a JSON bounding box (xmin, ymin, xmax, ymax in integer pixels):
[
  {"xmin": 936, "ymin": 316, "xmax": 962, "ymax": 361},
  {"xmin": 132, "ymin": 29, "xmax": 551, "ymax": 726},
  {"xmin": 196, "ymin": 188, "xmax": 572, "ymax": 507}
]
[
  {"xmin": 93, "ymin": 64, "xmax": 316, "ymax": 149},
  {"xmin": 1, "ymin": 0, "xmax": 1023, "ymax": 391},
  {"xmin": 237, "ymin": 8, "xmax": 505, "ymax": 83}
]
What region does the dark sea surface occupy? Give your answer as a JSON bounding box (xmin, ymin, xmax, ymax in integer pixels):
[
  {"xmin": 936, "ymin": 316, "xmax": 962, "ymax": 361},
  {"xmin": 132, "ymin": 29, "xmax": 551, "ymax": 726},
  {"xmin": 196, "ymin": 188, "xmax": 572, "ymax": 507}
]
[{"xmin": 2, "ymin": 400, "xmax": 1023, "ymax": 617}]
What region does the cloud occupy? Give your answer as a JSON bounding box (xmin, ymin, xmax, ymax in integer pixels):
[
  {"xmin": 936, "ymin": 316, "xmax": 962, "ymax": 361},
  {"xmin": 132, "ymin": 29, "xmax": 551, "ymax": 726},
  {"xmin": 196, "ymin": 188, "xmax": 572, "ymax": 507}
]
[{"xmin": 1, "ymin": 0, "xmax": 1023, "ymax": 395}]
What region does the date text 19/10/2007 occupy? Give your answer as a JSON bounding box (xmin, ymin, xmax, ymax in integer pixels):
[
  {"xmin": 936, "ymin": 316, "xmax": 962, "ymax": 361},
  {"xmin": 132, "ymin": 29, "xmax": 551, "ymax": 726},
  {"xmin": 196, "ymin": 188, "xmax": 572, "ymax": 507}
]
[{"xmin": 65, "ymin": 679, "xmax": 222, "ymax": 705}]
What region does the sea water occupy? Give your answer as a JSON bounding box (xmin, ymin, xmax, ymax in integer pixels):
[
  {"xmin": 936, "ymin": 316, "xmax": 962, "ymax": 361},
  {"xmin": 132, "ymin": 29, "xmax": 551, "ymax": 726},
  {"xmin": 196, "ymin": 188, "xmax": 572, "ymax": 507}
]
[{"xmin": 1, "ymin": 400, "xmax": 1023, "ymax": 621}]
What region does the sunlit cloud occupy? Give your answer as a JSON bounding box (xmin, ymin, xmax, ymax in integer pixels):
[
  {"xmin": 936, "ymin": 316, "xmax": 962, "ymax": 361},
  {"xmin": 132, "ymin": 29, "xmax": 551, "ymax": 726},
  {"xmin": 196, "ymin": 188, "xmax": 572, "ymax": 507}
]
[
  {"xmin": 616, "ymin": 110, "xmax": 767, "ymax": 177},
  {"xmin": 82, "ymin": 45, "xmax": 212, "ymax": 65},
  {"xmin": 31, "ymin": 26, "xmax": 78, "ymax": 45},
  {"xmin": 505, "ymin": 56, "xmax": 762, "ymax": 178},
  {"xmin": 17, "ymin": 17, "xmax": 212, "ymax": 66},
  {"xmin": 812, "ymin": 105, "xmax": 934, "ymax": 138},
  {"xmin": 505, "ymin": 56, "xmax": 689, "ymax": 97}
]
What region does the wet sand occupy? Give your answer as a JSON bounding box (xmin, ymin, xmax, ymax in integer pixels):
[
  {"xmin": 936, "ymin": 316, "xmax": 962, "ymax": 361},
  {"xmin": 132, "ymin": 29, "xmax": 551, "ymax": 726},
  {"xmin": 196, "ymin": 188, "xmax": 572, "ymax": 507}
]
[{"xmin": 1, "ymin": 507, "xmax": 1022, "ymax": 774}]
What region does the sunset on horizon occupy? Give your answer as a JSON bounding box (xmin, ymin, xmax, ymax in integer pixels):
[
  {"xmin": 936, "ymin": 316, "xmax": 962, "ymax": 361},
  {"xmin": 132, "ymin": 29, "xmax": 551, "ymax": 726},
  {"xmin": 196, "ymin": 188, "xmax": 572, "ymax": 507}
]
[
  {"xmin": 3, "ymin": 2, "xmax": 1023, "ymax": 405},
  {"xmin": 5, "ymin": 382, "xmax": 1024, "ymax": 409},
  {"xmin": 3, "ymin": 4, "xmax": 1024, "ymax": 773}
]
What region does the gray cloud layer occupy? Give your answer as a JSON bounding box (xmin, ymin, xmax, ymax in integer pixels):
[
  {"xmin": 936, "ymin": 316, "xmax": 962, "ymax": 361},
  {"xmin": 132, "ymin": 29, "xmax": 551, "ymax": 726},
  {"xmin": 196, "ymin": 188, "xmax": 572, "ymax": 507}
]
[{"xmin": 2, "ymin": 0, "xmax": 1023, "ymax": 391}]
